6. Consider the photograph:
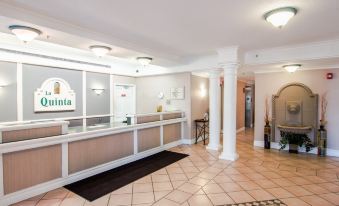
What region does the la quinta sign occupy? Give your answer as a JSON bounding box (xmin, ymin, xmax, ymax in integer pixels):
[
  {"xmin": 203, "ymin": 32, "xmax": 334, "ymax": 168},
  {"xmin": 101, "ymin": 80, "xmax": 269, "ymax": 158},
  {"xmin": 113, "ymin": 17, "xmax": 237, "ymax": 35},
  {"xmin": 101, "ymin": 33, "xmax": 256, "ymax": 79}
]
[{"xmin": 34, "ymin": 78, "xmax": 76, "ymax": 112}]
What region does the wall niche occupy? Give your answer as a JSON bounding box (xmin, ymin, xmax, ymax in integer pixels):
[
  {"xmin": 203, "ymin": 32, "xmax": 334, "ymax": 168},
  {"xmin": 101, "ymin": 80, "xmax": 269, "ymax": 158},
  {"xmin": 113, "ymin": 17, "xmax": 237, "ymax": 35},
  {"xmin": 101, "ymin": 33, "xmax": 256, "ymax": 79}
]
[{"xmin": 272, "ymin": 83, "xmax": 319, "ymax": 145}]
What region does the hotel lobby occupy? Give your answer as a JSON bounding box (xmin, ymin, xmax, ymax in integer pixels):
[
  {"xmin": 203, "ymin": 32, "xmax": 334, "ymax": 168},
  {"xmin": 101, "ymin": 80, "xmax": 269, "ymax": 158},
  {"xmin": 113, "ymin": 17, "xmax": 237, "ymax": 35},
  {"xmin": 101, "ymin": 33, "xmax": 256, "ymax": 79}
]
[{"xmin": 0, "ymin": 1, "xmax": 339, "ymax": 206}]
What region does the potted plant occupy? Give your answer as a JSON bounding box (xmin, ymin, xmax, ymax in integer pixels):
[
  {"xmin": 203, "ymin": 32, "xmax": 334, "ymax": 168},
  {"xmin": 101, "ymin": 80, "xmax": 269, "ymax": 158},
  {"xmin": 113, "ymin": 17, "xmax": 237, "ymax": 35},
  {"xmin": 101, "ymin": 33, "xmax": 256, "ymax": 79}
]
[
  {"xmin": 279, "ymin": 131, "xmax": 314, "ymax": 153},
  {"xmin": 318, "ymin": 93, "xmax": 328, "ymax": 156}
]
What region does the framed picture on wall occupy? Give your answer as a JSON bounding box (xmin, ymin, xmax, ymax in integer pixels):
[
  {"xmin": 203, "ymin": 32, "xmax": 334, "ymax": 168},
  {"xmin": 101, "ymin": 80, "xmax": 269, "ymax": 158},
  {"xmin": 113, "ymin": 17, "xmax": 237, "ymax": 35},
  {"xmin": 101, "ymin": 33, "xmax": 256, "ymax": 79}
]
[{"xmin": 170, "ymin": 87, "xmax": 185, "ymax": 100}]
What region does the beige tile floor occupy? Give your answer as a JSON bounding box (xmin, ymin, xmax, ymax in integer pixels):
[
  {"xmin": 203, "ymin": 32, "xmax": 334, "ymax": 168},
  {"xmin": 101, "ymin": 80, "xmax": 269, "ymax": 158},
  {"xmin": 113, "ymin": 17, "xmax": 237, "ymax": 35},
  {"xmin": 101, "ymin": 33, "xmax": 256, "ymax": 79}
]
[{"xmin": 12, "ymin": 129, "xmax": 339, "ymax": 206}]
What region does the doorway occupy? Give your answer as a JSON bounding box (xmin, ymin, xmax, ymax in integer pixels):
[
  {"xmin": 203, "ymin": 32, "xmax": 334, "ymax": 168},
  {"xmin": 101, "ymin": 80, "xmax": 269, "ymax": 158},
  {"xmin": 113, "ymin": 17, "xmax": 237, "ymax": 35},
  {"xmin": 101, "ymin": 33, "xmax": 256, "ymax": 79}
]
[
  {"xmin": 113, "ymin": 84, "xmax": 136, "ymax": 122},
  {"xmin": 245, "ymin": 85, "xmax": 254, "ymax": 128}
]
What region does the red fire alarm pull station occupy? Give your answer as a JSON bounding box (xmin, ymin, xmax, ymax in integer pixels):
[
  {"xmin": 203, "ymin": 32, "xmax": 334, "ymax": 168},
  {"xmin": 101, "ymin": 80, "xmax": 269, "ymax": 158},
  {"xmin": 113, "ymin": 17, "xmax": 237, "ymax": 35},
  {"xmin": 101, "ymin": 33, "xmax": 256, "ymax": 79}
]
[{"xmin": 327, "ymin": 73, "xmax": 333, "ymax": 79}]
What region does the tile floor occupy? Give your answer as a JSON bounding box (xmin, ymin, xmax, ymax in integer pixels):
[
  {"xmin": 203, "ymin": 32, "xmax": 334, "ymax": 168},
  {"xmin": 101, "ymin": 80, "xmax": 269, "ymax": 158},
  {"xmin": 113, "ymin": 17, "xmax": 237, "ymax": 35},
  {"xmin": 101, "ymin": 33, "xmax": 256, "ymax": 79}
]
[{"xmin": 12, "ymin": 129, "xmax": 339, "ymax": 206}]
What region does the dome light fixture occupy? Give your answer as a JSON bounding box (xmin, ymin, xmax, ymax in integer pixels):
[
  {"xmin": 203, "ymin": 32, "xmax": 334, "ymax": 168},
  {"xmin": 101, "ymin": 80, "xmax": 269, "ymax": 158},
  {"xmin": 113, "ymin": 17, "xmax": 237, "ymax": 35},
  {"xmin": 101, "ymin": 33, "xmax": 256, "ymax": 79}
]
[
  {"xmin": 264, "ymin": 7, "xmax": 297, "ymax": 28},
  {"xmin": 137, "ymin": 57, "xmax": 153, "ymax": 66},
  {"xmin": 283, "ymin": 64, "xmax": 301, "ymax": 73},
  {"xmin": 9, "ymin": 25, "xmax": 42, "ymax": 42},
  {"xmin": 89, "ymin": 45, "xmax": 112, "ymax": 57}
]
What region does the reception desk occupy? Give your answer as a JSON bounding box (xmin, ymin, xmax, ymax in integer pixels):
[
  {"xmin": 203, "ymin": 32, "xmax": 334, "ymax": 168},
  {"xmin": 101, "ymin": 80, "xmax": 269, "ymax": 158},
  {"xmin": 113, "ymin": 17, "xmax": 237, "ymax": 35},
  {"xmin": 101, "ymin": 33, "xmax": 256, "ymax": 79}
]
[{"xmin": 0, "ymin": 111, "xmax": 186, "ymax": 205}]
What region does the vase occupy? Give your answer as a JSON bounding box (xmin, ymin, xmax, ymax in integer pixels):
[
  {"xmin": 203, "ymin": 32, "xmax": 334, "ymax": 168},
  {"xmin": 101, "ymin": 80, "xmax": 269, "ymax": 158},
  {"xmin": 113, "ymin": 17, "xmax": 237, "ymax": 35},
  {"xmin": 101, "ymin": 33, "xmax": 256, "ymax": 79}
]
[
  {"xmin": 289, "ymin": 144, "xmax": 298, "ymax": 153},
  {"xmin": 264, "ymin": 122, "xmax": 271, "ymax": 149},
  {"xmin": 317, "ymin": 125, "xmax": 327, "ymax": 156}
]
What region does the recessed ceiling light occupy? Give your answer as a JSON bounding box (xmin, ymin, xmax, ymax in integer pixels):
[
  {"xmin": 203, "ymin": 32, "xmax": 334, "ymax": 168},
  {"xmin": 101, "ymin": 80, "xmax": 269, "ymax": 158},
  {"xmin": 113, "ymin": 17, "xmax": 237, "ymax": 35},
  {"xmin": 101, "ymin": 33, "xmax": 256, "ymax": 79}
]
[
  {"xmin": 283, "ymin": 64, "xmax": 301, "ymax": 73},
  {"xmin": 9, "ymin": 25, "xmax": 42, "ymax": 42},
  {"xmin": 89, "ymin": 45, "xmax": 112, "ymax": 57},
  {"xmin": 137, "ymin": 57, "xmax": 153, "ymax": 66},
  {"xmin": 264, "ymin": 7, "xmax": 297, "ymax": 28}
]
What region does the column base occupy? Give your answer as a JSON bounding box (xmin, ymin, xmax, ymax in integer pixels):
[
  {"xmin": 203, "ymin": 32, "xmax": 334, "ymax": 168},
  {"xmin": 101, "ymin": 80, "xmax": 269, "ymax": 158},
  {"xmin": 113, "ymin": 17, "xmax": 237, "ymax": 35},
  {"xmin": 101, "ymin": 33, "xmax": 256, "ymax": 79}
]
[
  {"xmin": 206, "ymin": 144, "xmax": 222, "ymax": 151},
  {"xmin": 219, "ymin": 152, "xmax": 239, "ymax": 161}
]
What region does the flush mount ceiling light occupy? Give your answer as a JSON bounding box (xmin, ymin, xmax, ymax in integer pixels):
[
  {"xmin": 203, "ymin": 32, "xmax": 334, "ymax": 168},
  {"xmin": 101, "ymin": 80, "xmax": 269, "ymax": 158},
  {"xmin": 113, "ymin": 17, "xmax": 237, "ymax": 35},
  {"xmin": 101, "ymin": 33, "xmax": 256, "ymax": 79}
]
[
  {"xmin": 9, "ymin": 25, "xmax": 42, "ymax": 42},
  {"xmin": 137, "ymin": 57, "xmax": 153, "ymax": 66},
  {"xmin": 264, "ymin": 7, "xmax": 297, "ymax": 28},
  {"xmin": 89, "ymin": 45, "xmax": 112, "ymax": 57},
  {"xmin": 283, "ymin": 64, "xmax": 301, "ymax": 73}
]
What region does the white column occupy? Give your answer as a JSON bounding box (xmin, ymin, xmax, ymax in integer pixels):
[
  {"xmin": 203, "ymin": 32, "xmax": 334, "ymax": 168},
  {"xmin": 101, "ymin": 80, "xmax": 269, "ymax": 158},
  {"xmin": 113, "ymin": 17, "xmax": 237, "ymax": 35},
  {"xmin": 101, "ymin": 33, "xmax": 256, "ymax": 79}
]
[
  {"xmin": 17, "ymin": 63, "xmax": 23, "ymax": 121},
  {"xmin": 206, "ymin": 70, "xmax": 222, "ymax": 150},
  {"xmin": 218, "ymin": 47, "xmax": 239, "ymax": 161}
]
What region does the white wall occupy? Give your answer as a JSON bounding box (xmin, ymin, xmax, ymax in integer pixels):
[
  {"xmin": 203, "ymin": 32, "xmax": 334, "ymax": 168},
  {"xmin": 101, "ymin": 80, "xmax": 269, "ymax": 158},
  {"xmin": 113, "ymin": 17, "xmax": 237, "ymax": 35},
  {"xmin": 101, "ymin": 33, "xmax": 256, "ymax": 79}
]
[
  {"xmin": 136, "ymin": 73, "xmax": 191, "ymax": 113},
  {"xmin": 255, "ymin": 69, "xmax": 339, "ymax": 150},
  {"xmin": 113, "ymin": 75, "xmax": 136, "ymax": 85},
  {"xmin": 136, "ymin": 73, "xmax": 192, "ymax": 139}
]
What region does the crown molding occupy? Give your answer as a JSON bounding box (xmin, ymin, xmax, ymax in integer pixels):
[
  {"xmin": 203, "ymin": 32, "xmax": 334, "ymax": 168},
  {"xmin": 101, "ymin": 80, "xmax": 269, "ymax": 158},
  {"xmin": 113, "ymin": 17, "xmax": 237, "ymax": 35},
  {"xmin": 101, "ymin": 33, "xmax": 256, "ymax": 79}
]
[
  {"xmin": 245, "ymin": 38, "xmax": 339, "ymax": 65},
  {"xmin": 253, "ymin": 66, "xmax": 339, "ymax": 75}
]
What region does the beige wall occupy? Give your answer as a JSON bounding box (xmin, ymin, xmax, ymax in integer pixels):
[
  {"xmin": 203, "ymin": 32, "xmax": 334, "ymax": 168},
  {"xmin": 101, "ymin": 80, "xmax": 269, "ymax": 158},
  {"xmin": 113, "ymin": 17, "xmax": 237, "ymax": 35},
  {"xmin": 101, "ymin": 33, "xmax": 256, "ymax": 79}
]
[
  {"xmin": 136, "ymin": 73, "xmax": 191, "ymax": 139},
  {"xmin": 237, "ymin": 81, "xmax": 246, "ymax": 130},
  {"xmin": 190, "ymin": 75, "xmax": 209, "ymax": 138},
  {"xmin": 255, "ymin": 69, "xmax": 339, "ymax": 150}
]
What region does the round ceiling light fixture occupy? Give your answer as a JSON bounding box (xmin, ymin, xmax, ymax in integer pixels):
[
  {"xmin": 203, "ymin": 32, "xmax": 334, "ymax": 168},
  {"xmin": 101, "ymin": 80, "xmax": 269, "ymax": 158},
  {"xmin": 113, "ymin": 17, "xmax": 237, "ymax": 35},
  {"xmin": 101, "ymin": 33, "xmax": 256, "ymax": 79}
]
[
  {"xmin": 264, "ymin": 7, "xmax": 297, "ymax": 28},
  {"xmin": 89, "ymin": 45, "xmax": 112, "ymax": 57},
  {"xmin": 137, "ymin": 57, "xmax": 153, "ymax": 66},
  {"xmin": 9, "ymin": 25, "xmax": 42, "ymax": 42},
  {"xmin": 283, "ymin": 64, "xmax": 301, "ymax": 73}
]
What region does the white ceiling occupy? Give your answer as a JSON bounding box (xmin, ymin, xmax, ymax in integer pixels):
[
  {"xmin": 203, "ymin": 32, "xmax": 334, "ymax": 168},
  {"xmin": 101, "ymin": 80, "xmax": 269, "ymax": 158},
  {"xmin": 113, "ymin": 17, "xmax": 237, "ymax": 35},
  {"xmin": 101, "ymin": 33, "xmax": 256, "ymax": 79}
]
[
  {"xmin": 0, "ymin": 0, "xmax": 338, "ymax": 75},
  {"xmin": 1, "ymin": 0, "xmax": 339, "ymax": 59}
]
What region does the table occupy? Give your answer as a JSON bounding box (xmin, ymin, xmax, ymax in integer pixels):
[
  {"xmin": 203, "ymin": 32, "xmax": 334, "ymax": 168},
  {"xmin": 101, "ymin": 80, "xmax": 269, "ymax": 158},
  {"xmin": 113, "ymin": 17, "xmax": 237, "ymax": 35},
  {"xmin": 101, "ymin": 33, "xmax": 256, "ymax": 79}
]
[{"xmin": 194, "ymin": 119, "xmax": 209, "ymax": 145}]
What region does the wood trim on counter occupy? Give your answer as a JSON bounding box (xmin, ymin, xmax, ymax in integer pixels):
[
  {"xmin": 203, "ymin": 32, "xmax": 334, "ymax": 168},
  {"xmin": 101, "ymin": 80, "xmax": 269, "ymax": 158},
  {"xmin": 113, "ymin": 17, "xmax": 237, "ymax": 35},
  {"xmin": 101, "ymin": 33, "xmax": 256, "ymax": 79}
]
[
  {"xmin": 163, "ymin": 113, "xmax": 182, "ymax": 120},
  {"xmin": 163, "ymin": 123, "xmax": 181, "ymax": 144},
  {"xmin": 136, "ymin": 115, "xmax": 161, "ymax": 124},
  {"xmin": 138, "ymin": 127, "xmax": 161, "ymax": 152},
  {"xmin": 2, "ymin": 126, "xmax": 62, "ymax": 143},
  {"xmin": 3, "ymin": 145, "xmax": 62, "ymax": 194},
  {"xmin": 68, "ymin": 132, "xmax": 134, "ymax": 174},
  {"xmin": 0, "ymin": 118, "xmax": 186, "ymax": 154}
]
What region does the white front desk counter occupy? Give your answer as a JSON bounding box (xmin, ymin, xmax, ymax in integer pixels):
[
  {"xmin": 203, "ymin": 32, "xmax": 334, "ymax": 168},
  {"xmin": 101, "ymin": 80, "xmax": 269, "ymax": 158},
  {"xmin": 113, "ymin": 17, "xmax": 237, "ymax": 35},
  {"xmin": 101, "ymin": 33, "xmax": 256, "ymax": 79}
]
[{"xmin": 0, "ymin": 111, "xmax": 186, "ymax": 205}]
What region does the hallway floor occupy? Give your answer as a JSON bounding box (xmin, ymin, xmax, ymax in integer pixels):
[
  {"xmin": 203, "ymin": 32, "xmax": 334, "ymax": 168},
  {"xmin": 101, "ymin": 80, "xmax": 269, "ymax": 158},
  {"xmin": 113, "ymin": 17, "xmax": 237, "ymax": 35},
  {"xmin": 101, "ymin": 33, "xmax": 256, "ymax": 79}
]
[{"xmin": 12, "ymin": 130, "xmax": 339, "ymax": 206}]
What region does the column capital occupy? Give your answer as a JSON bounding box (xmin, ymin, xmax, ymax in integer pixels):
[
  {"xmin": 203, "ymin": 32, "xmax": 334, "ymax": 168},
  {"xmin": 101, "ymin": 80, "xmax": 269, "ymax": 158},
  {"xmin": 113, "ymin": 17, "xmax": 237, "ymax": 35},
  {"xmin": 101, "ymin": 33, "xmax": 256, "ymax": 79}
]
[
  {"xmin": 208, "ymin": 69, "xmax": 222, "ymax": 79},
  {"xmin": 222, "ymin": 62, "xmax": 240, "ymax": 76},
  {"xmin": 217, "ymin": 46, "xmax": 240, "ymax": 68}
]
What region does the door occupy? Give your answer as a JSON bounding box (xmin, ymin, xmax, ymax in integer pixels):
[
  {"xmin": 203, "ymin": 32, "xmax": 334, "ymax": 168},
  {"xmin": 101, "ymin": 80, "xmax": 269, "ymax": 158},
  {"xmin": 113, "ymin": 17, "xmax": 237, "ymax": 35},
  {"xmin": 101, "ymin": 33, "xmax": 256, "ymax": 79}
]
[
  {"xmin": 114, "ymin": 84, "xmax": 136, "ymax": 122},
  {"xmin": 245, "ymin": 86, "xmax": 253, "ymax": 128}
]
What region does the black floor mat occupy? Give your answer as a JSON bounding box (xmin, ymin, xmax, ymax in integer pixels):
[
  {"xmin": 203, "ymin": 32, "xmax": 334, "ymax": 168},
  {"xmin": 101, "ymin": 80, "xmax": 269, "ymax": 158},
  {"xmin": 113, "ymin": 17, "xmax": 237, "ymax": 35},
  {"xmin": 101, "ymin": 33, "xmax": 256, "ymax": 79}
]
[{"xmin": 64, "ymin": 150, "xmax": 188, "ymax": 201}]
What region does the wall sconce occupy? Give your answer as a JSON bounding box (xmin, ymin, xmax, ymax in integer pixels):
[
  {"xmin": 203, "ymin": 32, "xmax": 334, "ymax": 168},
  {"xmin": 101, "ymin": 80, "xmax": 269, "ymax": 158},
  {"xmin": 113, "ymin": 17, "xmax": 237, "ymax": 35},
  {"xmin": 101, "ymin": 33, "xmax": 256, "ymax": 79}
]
[
  {"xmin": 200, "ymin": 85, "xmax": 207, "ymax": 97},
  {"xmin": 157, "ymin": 92, "xmax": 164, "ymax": 99},
  {"xmin": 92, "ymin": 88, "xmax": 105, "ymax": 95}
]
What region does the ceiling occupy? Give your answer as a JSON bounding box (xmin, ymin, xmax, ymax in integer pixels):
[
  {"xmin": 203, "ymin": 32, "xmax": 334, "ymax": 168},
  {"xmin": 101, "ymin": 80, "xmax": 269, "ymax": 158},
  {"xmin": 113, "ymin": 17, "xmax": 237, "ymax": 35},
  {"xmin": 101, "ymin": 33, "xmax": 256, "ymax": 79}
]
[
  {"xmin": 1, "ymin": 0, "xmax": 339, "ymax": 60},
  {"xmin": 0, "ymin": 0, "xmax": 338, "ymax": 74}
]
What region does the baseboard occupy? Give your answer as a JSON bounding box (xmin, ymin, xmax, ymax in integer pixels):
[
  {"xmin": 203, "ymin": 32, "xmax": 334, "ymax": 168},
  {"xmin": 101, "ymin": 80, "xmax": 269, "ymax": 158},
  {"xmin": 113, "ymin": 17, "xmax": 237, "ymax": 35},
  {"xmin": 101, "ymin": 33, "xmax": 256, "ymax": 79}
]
[
  {"xmin": 0, "ymin": 140, "xmax": 182, "ymax": 206},
  {"xmin": 236, "ymin": 127, "xmax": 245, "ymax": 133},
  {"xmin": 253, "ymin": 140, "xmax": 264, "ymax": 147},
  {"xmin": 253, "ymin": 140, "xmax": 339, "ymax": 157},
  {"xmin": 182, "ymin": 138, "xmax": 195, "ymax": 145},
  {"xmin": 182, "ymin": 136, "xmax": 207, "ymax": 145}
]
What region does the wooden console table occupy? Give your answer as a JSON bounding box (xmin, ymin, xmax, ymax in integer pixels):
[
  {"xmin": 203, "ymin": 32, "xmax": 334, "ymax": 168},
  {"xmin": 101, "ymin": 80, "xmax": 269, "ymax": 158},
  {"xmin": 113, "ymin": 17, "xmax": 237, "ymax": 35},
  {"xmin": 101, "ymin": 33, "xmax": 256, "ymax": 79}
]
[{"xmin": 194, "ymin": 119, "xmax": 209, "ymax": 145}]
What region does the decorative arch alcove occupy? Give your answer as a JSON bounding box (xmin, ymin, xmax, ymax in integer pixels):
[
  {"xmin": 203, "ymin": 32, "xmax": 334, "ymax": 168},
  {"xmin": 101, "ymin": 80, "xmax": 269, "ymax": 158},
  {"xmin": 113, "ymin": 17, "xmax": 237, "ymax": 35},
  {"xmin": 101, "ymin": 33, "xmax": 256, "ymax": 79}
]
[{"xmin": 271, "ymin": 82, "xmax": 319, "ymax": 144}]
